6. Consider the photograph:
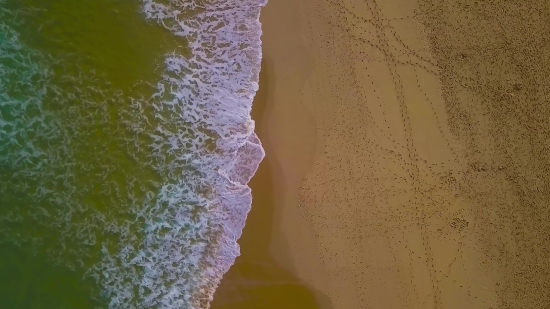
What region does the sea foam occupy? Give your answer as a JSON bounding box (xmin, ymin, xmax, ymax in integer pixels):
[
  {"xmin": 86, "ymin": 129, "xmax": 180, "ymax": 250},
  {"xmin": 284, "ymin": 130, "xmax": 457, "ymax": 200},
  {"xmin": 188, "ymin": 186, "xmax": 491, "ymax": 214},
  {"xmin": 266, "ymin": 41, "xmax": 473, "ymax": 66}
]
[
  {"xmin": 128, "ymin": 0, "xmax": 266, "ymax": 307},
  {"xmin": 0, "ymin": 0, "xmax": 266, "ymax": 307},
  {"xmin": 106, "ymin": 0, "xmax": 265, "ymax": 308},
  {"xmin": 92, "ymin": 0, "xmax": 268, "ymax": 307}
]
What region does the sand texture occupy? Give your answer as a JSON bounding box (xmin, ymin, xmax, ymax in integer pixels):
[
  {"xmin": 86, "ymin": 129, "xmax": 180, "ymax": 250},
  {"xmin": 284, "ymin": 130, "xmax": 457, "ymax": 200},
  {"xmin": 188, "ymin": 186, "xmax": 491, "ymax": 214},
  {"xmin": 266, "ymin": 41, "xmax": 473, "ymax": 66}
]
[{"xmin": 213, "ymin": 0, "xmax": 550, "ymax": 308}]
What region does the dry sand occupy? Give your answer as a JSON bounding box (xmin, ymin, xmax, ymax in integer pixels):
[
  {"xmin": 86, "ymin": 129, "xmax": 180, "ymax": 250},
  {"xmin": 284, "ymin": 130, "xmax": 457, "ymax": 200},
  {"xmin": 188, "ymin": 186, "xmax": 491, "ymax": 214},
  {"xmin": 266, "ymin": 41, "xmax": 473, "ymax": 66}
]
[{"xmin": 213, "ymin": 0, "xmax": 550, "ymax": 308}]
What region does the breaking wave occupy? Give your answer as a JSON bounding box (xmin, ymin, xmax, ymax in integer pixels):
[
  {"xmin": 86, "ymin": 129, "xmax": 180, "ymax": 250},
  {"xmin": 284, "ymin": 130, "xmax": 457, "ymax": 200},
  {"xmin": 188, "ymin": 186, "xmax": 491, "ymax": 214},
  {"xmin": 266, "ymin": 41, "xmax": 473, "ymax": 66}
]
[{"xmin": 0, "ymin": 0, "xmax": 266, "ymax": 308}]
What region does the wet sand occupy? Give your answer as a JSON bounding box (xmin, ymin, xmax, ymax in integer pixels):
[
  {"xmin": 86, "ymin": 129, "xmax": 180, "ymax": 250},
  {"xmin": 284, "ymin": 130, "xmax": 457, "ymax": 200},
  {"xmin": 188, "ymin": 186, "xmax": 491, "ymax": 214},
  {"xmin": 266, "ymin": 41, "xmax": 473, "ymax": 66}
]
[
  {"xmin": 213, "ymin": 0, "xmax": 550, "ymax": 308},
  {"xmin": 209, "ymin": 57, "xmax": 330, "ymax": 309}
]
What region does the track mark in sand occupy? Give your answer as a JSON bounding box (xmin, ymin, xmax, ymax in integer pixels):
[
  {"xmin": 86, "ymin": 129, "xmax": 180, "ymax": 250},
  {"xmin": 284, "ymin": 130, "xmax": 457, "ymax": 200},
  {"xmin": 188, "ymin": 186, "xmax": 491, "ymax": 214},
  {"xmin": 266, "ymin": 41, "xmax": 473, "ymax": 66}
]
[
  {"xmin": 411, "ymin": 67, "xmax": 461, "ymax": 168},
  {"xmin": 365, "ymin": 0, "xmax": 442, "ymax": 307},
  {"xmin": 298, "ymin": 0, "xmax": 468, "ymax": 306},
  {"xmin": 332, "ymin": 2, "xmax": 438, "ymax": 75}
]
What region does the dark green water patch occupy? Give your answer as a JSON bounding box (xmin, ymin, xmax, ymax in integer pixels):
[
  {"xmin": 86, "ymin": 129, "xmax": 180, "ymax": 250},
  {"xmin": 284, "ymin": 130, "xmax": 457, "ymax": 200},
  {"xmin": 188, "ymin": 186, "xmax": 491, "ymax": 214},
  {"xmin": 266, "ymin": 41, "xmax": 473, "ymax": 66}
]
[
  {"xmin": 0, "ymin": 0, "xmax": 189, "ymax": 307},
  {"xmin": 3, "ymin": 0, "xmax": 186, "ymax": 91},
  {"xmin": 0, "ymin": 243, "xmax": 105, "ymax": 309}
]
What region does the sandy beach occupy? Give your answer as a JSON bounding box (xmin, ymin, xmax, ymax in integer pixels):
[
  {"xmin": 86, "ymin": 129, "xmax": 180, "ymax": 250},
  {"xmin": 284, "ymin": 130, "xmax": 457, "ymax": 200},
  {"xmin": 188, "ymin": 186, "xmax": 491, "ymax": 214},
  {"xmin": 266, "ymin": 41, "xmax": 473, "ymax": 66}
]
[{"xmin": 213, "ymin": 0, "xmax": 550, "ymax": 308}]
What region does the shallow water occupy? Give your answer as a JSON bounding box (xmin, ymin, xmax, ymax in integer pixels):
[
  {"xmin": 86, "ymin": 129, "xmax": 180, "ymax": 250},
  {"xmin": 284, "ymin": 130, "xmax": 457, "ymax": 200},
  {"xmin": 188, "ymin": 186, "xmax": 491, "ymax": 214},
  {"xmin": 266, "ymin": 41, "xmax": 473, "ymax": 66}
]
[
  {"xmin": 0, "ymin": 1, "xmax": 180, "ymax": 307},
  {"xmin": 0, "ymin": 0, "xmax": 265, "ymax": 308}
]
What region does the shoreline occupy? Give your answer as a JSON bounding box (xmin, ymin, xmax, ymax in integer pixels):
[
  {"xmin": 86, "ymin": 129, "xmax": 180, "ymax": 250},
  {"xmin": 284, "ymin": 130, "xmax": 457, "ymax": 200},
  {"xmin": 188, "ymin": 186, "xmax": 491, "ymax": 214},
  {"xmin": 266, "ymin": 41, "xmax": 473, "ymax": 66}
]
[
  {"xmin": 209, "ymin": 58, "xmax": 330, "ymax": 309},
  {"xmin": 209, "ymin": 52, "xmax": 330, "ymax": 308},
  {"xmin": 211, "ymin": 0, "xmax": 332, "ymax": 307}
]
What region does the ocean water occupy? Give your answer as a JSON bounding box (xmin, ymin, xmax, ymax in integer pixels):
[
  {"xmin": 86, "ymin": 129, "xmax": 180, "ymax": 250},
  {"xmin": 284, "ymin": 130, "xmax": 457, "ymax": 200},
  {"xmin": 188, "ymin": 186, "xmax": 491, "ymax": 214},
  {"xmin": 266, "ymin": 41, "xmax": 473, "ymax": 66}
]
[{"xmin": 0, "ymin": 0, "xmax": 265, "ymax": 308}]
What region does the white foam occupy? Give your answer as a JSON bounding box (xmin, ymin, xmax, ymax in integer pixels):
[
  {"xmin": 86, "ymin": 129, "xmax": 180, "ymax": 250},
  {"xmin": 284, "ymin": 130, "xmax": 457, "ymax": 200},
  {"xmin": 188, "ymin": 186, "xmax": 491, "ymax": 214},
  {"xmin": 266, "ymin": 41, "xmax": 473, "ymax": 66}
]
[
  {"xmin": 121, "ymin": 0, "xmax": 267, "ymax": 307},
  {"xmin": 0, "ymin": 0, "xmax": 267, "ymax": 307}
]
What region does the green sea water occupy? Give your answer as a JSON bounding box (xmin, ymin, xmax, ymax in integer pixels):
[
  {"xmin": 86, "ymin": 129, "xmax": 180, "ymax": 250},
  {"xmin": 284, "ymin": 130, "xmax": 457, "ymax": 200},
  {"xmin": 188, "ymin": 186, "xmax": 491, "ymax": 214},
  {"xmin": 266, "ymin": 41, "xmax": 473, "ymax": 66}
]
[
  {"xmin": 0, "ymin": 0, "xmax": 186, "ymax": 307},
  {"xmin": 1, "ymin": 0, "xmax": 266, "ymax": 306}
]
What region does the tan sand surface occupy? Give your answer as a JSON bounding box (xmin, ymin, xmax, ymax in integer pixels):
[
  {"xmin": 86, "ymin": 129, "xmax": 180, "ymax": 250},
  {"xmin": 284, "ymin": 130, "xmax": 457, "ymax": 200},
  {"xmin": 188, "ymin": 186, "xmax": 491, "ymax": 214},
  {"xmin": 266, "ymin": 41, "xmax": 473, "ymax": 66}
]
[
  {"xmin": 213, "ymin": 0, "xmax": 550, "ymax": 308},
  {"xmin": 209, "ymin": 56, "xmax": 330, "ymax": 309}
]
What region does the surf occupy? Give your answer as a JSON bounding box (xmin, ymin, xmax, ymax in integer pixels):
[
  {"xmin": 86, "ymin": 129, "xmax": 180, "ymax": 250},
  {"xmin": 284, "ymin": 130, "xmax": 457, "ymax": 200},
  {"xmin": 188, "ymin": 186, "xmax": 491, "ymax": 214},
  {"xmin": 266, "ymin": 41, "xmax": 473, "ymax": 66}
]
[{"xmin": 0, "ymin": 0, "xmax": 266, "ymax": 308}]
